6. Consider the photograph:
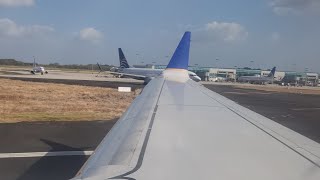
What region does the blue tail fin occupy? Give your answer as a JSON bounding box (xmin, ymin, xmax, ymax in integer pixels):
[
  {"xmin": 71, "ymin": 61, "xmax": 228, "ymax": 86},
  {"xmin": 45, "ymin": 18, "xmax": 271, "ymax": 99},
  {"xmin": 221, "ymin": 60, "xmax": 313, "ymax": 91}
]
[
  {"xmin": 118, "ymin": 48, "xmax": 129, "ymax": 68},
  {"xmin": 166, "ymin": 31, "xmax": 191, "ymax": 70},
  {"xmin": 267, "ymin": 67, "xmax": 276, "ymax": 77}
]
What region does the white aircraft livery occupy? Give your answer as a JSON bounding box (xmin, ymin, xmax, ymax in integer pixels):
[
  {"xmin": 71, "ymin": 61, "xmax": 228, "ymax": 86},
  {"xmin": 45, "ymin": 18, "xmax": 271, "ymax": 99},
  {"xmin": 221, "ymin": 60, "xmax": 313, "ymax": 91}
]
[
  {"xmin": 113, "ymin": 48, "xmax": 201, "ymax": 83},
  {"xmin": 237, "ymin": 67, "xmax": 276, "ymax": 84},
  {"xmin": 73, "ymin": 32, "xmax": 320, "ymax": 180},
  {"xmin": 30, "ymin": 58, "xmax": 48, "ymax": 75}
]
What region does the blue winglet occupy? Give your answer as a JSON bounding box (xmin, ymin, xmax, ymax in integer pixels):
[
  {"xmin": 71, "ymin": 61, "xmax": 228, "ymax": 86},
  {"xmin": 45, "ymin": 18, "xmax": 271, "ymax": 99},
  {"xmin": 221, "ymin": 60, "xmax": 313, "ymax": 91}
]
[{"xmin": 166, "ymin": 31, "xmax": 191, "ymax": 70}]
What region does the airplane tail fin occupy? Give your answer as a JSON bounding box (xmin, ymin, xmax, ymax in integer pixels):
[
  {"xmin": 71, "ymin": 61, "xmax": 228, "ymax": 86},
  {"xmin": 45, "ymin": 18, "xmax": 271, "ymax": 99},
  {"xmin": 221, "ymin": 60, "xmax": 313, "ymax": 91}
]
[
  {"xmin": 118, "ymin": 48, "xmax": 130, "ymax": 68},
  {"xmin": 267, "ymin": 67, "xmax": 276, "ymax": 77},
  {"xmin": 164, "ymin": 31, "xmax": 191, "ymax": 82}
]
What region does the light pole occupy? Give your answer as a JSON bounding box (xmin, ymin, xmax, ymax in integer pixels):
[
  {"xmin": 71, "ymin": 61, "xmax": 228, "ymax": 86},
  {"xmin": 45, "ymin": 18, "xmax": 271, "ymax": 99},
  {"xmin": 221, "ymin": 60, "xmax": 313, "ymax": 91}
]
[
  {"xmin": 193, "ymin": 64, "xmax": 198, "ymax": 72},
  {"xmin": 135, "ymin": 53, "xmax": 139, "ymax": 65},
  {"xmin": 33, "ymin": 56, "xmax": 36, "ymax": 67},
  {"xmin": 291, "ymin": 63, "xmax": 296, "ymax": 72},
  {"xmin": 250, "ymin": 60, "xmax": 254, "ymax": 69}
]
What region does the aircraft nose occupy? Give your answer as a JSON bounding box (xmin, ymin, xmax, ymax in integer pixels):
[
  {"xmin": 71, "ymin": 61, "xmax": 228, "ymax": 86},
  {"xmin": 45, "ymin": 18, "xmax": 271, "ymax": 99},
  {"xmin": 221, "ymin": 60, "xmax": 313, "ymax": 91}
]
[{"xmin": 193, "ymin": 76, "xmax": 201, "ymax": 82}]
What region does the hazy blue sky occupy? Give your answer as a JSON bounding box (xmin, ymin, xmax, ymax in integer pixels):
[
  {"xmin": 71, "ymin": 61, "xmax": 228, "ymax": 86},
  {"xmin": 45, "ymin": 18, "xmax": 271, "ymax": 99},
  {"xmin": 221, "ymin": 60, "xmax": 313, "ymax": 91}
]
[{"xmin": 0, "ymin": 0, "xmax": 319, "ymax": 72}]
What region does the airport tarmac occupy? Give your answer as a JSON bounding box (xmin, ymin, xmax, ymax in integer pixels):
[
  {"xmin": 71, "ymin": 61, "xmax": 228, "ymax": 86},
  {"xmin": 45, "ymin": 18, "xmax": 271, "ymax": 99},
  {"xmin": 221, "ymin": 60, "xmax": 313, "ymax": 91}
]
[
  {"xmin": 0, "ymin": 70, "xmax": 143, "ymax": 83},
  {"xmin": 1, "ymin": 79, "xmax": 320, "ymax": 180},
  {"xmin": 0, "ymin": 70, "xmax": 144, "ymax": 90}
]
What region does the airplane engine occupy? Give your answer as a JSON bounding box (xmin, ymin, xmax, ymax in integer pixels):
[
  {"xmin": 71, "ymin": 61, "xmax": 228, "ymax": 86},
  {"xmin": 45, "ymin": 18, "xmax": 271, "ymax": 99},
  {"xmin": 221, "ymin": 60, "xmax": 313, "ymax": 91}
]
[
  {"xmin": 144, "ymin": 77, "xmax": 154, "ymax": 85},
  {"xmin": 110, "ymin": 67, "xmax": 119, "ymax": 72}
]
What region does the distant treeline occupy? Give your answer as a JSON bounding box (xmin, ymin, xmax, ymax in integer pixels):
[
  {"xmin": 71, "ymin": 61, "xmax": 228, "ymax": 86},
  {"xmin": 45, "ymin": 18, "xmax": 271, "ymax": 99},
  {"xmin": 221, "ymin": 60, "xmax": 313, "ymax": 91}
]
[
  {"xmin": 0, "ymin": 59, "xmax": 33, "ymax": 66},
  {"xmin": 46, "ymin": 62, "xmax": 114, "ymax": 71},
  {"xmin": 0, "ymin": 59, "xmax": 114, "ymax": 71}
]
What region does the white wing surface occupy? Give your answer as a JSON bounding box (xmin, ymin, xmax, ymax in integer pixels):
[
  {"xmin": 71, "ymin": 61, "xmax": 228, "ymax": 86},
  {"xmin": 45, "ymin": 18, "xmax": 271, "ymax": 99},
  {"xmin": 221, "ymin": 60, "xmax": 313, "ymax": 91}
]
[
  {"xmin": 72, "ymin": 32, "xmax": 320, "ymax": 180},
  {"xmin": 73, "ymin": 78, "xmax": 320, "ymax": 180}
]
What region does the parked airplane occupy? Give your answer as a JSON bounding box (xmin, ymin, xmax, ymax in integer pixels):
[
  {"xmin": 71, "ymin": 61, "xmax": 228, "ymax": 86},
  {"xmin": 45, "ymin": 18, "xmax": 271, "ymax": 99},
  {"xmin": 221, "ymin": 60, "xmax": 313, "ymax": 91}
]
[
  {"xmin": 112, "ymin": 48, "xmax": 201, "ymax": 83},
  {"xmin": 237, "ymin": 67, "xmax": 276, "ymax": 84},
  {"xmin": 73, "ymin": 32, "xmax": 320, "ymax": 180},
  {"xmin": 30, "ymin": 58, "xmax": 48, "ymax": 75},
  {"xmin": 96, "ymin": 63, "xmax": 110, "ymax": 77}
]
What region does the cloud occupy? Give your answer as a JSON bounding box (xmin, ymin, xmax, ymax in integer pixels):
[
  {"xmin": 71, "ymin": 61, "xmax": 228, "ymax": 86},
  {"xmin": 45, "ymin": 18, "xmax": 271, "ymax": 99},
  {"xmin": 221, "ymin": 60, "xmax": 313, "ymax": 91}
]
[
  {"xmin": 0, "ymin": 18, "xmax": 54, "ymax": 38},
  {"xmin": 270, "ymin": 0, "xmax": 320, "ymax": 15},
  {"xmin": 0, "ymin": 0, "xmax": 34, "ymax": 7},
  {"xmin": 193, "ymin": 21, "xmax": 248, "ymax": 43},
  {"xmin": 78, "ymin": 27, "xmax": 103, "ymax": 43}
]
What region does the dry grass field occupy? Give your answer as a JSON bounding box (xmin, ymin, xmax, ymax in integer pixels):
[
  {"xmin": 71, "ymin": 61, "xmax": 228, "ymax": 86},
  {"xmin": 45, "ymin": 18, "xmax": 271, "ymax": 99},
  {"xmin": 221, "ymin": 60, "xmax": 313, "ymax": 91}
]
[{"xmin": 0, "ymin": 78, "xmax": 140, "ymax": 123}]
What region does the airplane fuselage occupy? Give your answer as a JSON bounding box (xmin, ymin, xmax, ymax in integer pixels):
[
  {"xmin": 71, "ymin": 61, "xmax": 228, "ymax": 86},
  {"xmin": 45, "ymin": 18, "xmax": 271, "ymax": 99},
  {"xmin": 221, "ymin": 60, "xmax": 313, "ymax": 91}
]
[
  {"xmin": 118, "ymin": 68, "xmax": 201, "ymax": 82},
  {"xmin": 237, "ymin": 76, "xmax": 273, "ymax": 84},
  {"xmin": 120, "ymin": 68, "xmax": 162, "ymax": 77},
  {"xmin": 31, "ymin": 66, "xmax": 47, "ymax": 75}
]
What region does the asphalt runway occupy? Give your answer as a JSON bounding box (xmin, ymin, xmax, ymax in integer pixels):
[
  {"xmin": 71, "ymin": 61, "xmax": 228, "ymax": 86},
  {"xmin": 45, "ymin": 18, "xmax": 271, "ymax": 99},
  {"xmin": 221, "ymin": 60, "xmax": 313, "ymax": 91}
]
[
  {"xmin": 1, "ymin": 79, "xmax": 320, "ymax": 180},
  {"xmin": 0, "ymin": 120, "xmax": 116, "ymax": 180}
]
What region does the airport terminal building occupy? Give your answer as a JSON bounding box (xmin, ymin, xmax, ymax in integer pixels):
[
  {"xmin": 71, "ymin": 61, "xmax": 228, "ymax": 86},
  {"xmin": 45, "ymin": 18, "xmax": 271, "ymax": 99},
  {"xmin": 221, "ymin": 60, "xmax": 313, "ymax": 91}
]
[
  {"xmin": 190, "ymin": 68, "xmax": 286, "ymax": 82},
  {"xmin": 151, "ymin": 65, "xmax": 319, "ymax": 86}
]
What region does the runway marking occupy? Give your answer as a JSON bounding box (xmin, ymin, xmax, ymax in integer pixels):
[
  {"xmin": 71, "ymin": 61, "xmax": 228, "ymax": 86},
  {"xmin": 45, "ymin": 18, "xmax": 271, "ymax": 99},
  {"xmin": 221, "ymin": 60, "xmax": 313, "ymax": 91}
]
[
  {"xmin": 0, "ymin": 151, "xmax": 93, "ymax": 158},
  {"xmin": 251, "ymin": 92, "xmax": 271, "ymax": 95},
  {"xmin": 223, "ymin": 92, "xmax": 248, "ymax": 95},
  {"xmin": 291, "ymin": 108, "xmax": 320, "ymax": 111}
]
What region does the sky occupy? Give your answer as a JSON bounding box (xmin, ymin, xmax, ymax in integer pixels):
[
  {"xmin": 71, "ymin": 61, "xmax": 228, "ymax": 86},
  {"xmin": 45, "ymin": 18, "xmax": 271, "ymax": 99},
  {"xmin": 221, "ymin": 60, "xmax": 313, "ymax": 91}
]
[{"xmin": 0, "ymin": 0, "xmax": 320, "ymax": 72}]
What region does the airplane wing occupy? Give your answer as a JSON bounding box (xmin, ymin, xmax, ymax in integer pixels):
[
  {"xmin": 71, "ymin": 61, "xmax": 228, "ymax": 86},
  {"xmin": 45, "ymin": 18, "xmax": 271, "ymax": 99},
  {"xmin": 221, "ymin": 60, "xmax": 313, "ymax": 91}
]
[{"xmin": 73, "ymin": 32, "xmax": 320, "ymax": 180}]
